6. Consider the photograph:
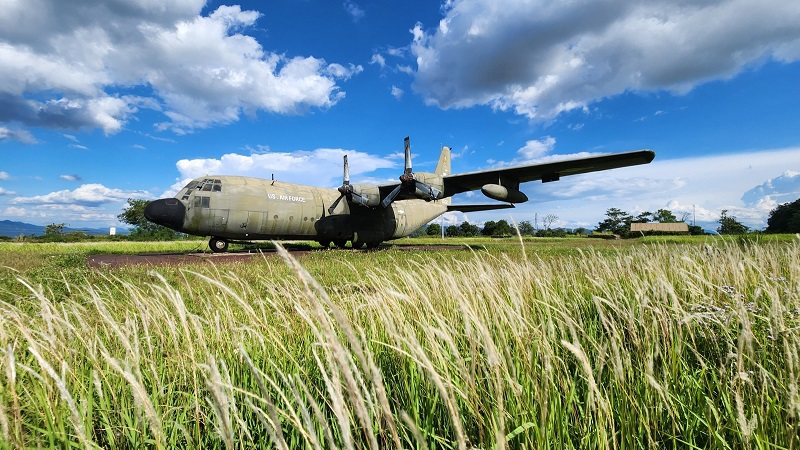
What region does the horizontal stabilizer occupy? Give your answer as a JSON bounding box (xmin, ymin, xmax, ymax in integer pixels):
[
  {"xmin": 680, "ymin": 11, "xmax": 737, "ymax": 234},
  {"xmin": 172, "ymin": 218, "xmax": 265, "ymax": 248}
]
[{"xmin": 448, "ymin": 203, "xmax": 515, "ymax": 212}]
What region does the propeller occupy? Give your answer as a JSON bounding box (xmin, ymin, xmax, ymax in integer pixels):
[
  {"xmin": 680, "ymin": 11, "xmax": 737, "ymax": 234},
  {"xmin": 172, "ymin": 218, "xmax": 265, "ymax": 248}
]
[
  {"xmin": 381, "ymin": 136, "xmax": 441, "ymax": 208},
  {"xmin": 328, "ymin": 155, "xmax": 368, "ymax": 214}
]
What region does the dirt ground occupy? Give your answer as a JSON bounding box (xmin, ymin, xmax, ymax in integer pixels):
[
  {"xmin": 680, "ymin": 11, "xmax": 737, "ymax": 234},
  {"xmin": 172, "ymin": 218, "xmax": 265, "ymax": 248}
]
[
  {"xmin": 86, "ymin": 244, "xmax": 465, "ymax": 268},
  {"xmin": 86, "ymin": 251, "xmax": 264, "ymax": 268}
]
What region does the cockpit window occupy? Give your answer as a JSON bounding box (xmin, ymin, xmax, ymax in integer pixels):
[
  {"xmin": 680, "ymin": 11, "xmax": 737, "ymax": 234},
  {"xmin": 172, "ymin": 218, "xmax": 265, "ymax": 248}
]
[
  {"xmin": 195, "ymin": 178, "xmax": 222, "ymax": 192},
  {"xmin": 181, "ymin": 180, "xmax": 199, "ymax": 200}
]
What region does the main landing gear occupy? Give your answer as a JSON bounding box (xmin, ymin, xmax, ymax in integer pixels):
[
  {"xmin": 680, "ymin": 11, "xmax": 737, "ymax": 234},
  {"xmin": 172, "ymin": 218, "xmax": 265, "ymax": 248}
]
[
  {"xmin": 317, "ymin": 240, "xmax": 381, "ymax": 249},
  {"xmin": 209, "ymin": 237, "xmax": 229, "ymax": 253}
]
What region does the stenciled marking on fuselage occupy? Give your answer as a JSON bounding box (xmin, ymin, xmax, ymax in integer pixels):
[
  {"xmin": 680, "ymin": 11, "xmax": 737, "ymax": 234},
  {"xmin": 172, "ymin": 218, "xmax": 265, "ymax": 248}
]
[{"xmin": 268, "ymin": 193, "xmax": 307, "ymax": 202}]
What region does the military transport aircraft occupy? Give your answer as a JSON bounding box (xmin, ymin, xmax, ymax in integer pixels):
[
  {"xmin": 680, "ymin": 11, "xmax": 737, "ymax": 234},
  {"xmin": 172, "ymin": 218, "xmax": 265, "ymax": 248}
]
[{"xmin": 144, "ymin": 137, "xmax": 655, "ymax": 252}]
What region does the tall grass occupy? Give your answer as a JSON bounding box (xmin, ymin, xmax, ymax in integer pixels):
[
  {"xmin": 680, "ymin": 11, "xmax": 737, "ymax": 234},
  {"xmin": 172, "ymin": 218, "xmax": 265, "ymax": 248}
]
[{"xmin": 0, "ymin": 238, "xmax": 798, "ymax": 448}]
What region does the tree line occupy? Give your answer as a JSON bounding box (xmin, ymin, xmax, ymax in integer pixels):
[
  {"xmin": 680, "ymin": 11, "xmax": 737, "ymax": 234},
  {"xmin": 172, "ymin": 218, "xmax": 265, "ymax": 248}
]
[
  {"xmin": 593, "ymin": 207, "xmax": 703, "ymax": 237},
  {"xmin": 13, "ymin": 196, "xmax": 800, "ymax": 242},
  {"xmin": 421, "ymin": 215, "xmax": 584, "ymax": 238}
]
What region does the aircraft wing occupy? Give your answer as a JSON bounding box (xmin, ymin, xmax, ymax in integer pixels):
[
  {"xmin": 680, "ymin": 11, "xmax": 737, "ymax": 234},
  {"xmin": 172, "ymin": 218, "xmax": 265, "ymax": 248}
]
[
  {"xmin": 443, "ymin": 149, "xmax": 655, "ymax": 197},
  {"xmin": 448, "ymin": 204, "xmax": 515, "ymax": 212}
]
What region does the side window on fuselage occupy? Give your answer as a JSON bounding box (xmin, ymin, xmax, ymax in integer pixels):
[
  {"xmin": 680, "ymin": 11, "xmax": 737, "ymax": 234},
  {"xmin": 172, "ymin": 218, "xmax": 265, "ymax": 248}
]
[{"xmin": 193, "ymin": 196, "xmax": 211, "ymax": 208}]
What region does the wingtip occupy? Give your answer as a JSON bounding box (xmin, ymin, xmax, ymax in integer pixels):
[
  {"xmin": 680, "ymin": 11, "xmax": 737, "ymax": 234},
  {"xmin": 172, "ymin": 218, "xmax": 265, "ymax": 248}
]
[{"xmin": 633, "ymin": 149, "xmax": 656, "ymax": 162}]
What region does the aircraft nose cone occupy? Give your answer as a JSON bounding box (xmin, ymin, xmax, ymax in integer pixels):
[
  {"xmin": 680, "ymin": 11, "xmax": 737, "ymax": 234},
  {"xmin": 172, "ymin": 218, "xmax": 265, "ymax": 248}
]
[{"xmin": 144, "ymin": 198, "xmax": 185, "ymax": 230}]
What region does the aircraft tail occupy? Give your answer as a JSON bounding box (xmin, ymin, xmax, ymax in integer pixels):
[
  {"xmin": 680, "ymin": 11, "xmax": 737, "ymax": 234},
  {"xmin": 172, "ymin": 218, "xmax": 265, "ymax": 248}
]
[
  {"xmin": 435, "ymin": 146, "xmax": 451, "ymax": 176},
  {"xmin": 435, "ymin": 146, "xmax": 452, "ymax": 206}
]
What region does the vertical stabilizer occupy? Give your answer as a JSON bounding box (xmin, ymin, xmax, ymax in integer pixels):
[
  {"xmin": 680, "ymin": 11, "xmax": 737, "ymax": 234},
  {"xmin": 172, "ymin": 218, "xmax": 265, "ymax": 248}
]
[{"xmin": 435, "ymin": 146, "xmax": 451, "ymax": 176}]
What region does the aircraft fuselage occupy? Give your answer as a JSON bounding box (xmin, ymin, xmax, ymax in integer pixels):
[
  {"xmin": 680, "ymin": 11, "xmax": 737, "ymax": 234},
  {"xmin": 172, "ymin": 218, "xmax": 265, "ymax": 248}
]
[{"xmin": 146, "ymin": 175, "xmax": 447, "ymax": 249}]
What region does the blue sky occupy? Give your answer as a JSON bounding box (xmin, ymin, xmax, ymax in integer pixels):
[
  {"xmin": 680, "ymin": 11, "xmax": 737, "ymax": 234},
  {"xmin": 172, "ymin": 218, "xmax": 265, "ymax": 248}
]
[{"xmin": 1, "ymin": 0, "xmax": 799, "ymax": 232}]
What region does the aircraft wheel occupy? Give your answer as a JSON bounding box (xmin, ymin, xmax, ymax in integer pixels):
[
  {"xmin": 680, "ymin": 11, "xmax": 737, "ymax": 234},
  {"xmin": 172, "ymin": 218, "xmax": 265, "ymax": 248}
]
[
  {"xmin": 333, "ymin": 240, "xmax": 347, "ymax": 249},
  {"xmin": 366, "ymin": 242, "xmax": 381, "ymax": 249},
  {"xmin": 209, "ymin": 237, "xmax": 229, "ymax": 253},
  {"xmin": 351, "ymin": 240, "xmax": 365, "ymax": 249},
  {"xmin": 318, "ymin": 240, "xmax": 331, "ymax": 249}
]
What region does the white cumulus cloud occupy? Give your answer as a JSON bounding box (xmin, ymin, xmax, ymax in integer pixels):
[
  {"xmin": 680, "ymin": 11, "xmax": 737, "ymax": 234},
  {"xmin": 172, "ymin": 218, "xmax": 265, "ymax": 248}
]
[
  {"xmin": 12, "ymin": 183, "xmax": 152, "ymax": 207},
  {"xmin": 343, "ymin": 1, "xmax": 365, "ymax": 22},
  {"xmin": 410, "ymin": 0, "xmax": 800, "ymax": 120},
  {"xmin": 0, "ymin": 126, "xmax": 37, "ymax": 144},
  {"xmin": 741, "ymin": 171, "xmax": 800, "ymax": 208},
  {"xmin": 0, "ymin": 1, "xmax": 361, "ymax": 136},
  {"xmin": 169, "ymin": 147, "xmax": 397, "ymax": 195},
  {"xmin": 391, "ymin": 85, "xmax": 404, "ymax": 99}
]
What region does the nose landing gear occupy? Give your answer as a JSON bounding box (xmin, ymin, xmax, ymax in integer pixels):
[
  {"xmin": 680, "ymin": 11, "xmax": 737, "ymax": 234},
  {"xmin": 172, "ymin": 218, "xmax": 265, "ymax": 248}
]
[{"xmin": 209, "ymin": 237, "xmax": 229, "ymax": 253}]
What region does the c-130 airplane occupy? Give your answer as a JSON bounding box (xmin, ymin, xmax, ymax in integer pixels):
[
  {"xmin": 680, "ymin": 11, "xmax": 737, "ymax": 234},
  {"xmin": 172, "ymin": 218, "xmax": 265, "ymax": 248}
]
[{"xmin": 144, "ymin": 137, "xmax": 655, "ymax": 252}]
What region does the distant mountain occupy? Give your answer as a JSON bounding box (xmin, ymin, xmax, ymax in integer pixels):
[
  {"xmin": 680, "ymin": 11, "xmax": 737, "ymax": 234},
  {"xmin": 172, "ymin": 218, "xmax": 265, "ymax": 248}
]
[{"xmin": 0, "ymin": 220, "xmax": 126, "ymax": 237}]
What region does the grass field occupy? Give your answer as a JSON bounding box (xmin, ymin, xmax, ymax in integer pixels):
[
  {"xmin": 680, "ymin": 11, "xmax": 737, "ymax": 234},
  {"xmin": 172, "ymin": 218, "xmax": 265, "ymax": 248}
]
[{"xmin": 0, "ymin": 235, "xmax": 798, "ymax": 449}]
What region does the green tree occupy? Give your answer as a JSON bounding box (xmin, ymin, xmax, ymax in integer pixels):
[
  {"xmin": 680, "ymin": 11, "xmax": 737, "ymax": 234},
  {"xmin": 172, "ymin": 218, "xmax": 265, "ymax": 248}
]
[
  {"xmin": 717, "ymin": 209, "xmax": 748, "ymax": 235},
  {"xmin": 481, "ymin": 220, "xmax": 497, "ymax": 236},
  {"xmin": 766, "ymin": 198, "xmax": 800, "ymax": 233},
  {"xmin": 537, "ymin": 227, "xmax": 567, "ymax": 237},
  {"xmin": 426, "ymin": 223, "xmax": 442, "ymax": 236},
  {"xmin": 118, "ymin": 198, "xmax": 179, "ymax": 240},
  {"xmin": 517, "ymin": 220, "xmax": 535, "ymax": 235},
  {"xmin": 494, "ymin": 219, "xmax": 514, "ymax": 236},
  {"xmin": 595, "ymin": 208, "xmax": 633, "ymax": 235},
  {"xmin": 633, "ymin": 211, "xmax": 652, "ymax": 223},
  {"xmin": 44, "ymin": 223, "xmax": 66, "ymax": 238},
  {"xmin": 459, "ymin": 221, "xmax": 480, "ymax": 237},
  {"xmin": 688, "ymin": 225, "xmax": 704, "ymax": 235},
  {"xmin": 653, "ymin": 208, "xmax": 678, "ymax": 223},
  {"xmin": 445, "ymin": 225, "xmax": 461, "ymax": 237}
]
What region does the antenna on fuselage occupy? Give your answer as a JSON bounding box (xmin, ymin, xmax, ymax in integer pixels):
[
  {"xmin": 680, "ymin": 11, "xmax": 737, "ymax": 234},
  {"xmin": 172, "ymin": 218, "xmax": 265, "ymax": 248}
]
[{"xmin": 271, "ymin": 173, "xmax": 275, "ymax": 185}]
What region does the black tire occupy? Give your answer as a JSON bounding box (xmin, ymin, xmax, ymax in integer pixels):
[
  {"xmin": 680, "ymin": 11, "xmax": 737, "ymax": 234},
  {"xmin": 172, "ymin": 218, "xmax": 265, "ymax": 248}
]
[
  {"xmin": 333, "ymin": 240, "xmax": 347, "ymax": 249},
  {"xmin": 318, "ymin": 241, "xmax": 331, "ymax": 249},
  {"xmin": 366, "ymin": 242, "xmax": 381, "ymax": 249},
  {"xmin": 209, "ymin": 237, "xmax": 229, "ymax": 253},
  {"xmin": 351, "ymin": 240, "xmax": 365, "ymax": 249}
]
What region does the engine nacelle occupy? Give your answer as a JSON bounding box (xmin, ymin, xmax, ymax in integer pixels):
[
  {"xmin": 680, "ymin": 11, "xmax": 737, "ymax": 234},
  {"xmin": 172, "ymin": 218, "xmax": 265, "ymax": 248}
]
[
  {"xmin": 413, "ymin": 172, "xmax": 444, "ymax": 199},
  {"xmin": 350, "ymin": 184, "xmax": 382, "ymax": 206},
  {"xmin": 481, "ymin": 184, "xmax": 528, "ymax": 203}
]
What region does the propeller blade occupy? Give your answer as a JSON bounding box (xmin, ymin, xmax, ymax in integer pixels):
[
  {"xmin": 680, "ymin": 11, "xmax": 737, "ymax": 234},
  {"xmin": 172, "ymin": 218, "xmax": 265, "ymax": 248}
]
[
  {"xmin": 329, "ymin": 154, "xmax": 352, "ymax": 214},
  {"xmin": 343, "ymin": 154, "xmax": 350, "ymax": 185},
  {"xmin": 350, "ymin": 192, "xmax": 369, "ymax": 207},
  {"xmin": 328, "ymin": 194, "xmax": 345, "ymax": 214},
  {"xmin": 403, "ymin": 136, "xmax": 412, "ymax": 174},
  {"xmin": 415, "ymin": 181, "xmax": 442, "ymax": 200},
  {"xmin": 381, "ymin": 184, "xmax": 403, "ymax": 208}
]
